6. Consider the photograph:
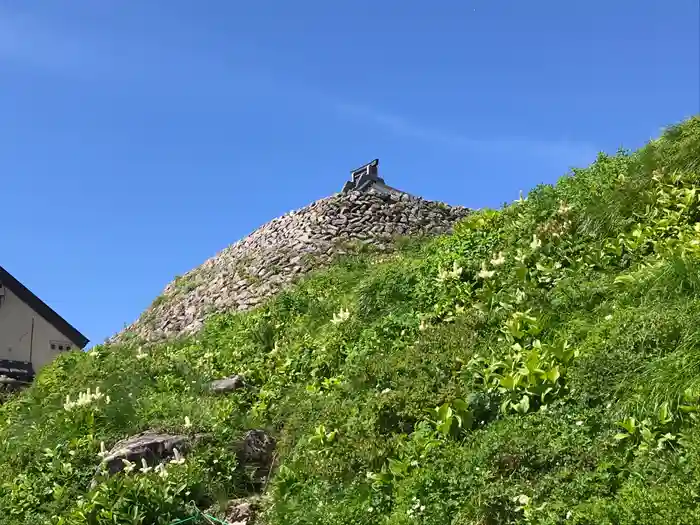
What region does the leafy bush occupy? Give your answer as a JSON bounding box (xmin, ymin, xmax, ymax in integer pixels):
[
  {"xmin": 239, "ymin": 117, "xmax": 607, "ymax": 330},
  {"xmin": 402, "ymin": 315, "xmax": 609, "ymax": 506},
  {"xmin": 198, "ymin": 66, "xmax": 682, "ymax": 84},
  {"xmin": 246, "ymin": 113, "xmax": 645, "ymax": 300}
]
[{"xmin": 0, "ymin": 116, "xmax": 699, "ymax": 524}]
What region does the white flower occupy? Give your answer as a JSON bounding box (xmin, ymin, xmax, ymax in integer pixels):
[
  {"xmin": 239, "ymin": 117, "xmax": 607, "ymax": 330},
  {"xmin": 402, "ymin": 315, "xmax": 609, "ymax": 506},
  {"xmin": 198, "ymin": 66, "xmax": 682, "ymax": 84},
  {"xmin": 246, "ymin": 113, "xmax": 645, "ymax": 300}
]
[
  {"xmin": 490, "ymin": 252, "xmax": 506, "ymax": 266},
  {"xmin": 576, "ymin": 420, "xmax": 584, "ymax": 426},
  {"xmin": 121, "ymin": 459, "xmax": 136, "ymax": 473},
  {"xmin": 64, "ymin": 386, "xmax": 107, "ymax": 411},
  {"xmin": 170, "ymin": 447, "xmax": 186, "ymax": 465},
  {"xmin": 530, "ymin": 235, "xmax": 542, "ymax": 250},
  {"xmin": 477, "ymin": 263, "xmax": 495, "ymax": 279},
  {"xmin": 155, "ymin": 463, "xmax": 168, "ymax": 478},
  {"xmin": 97, "ymin": 441, "xmax": 108, "ymax": 459},
  {"xmin": 557, "ymin": 201, "xmax": 571, "ymax": 215},
  {"xmin": 516, "ymin": 494, "xmax": 530, "ymax": 505},
  {"xmin": 136, "ymin": 347, "xmax": 147, "ymax": 360},
  {"xmin": 605, "ymin": 314, "xmax": 613, "ymax": 321},
  {"xmin": 184, "ymin": 416, "xmax": 192, "ymax": 428},
  {"xmin": 436, "ymin": 261, "xmax": 464, "ymax": 283},
  {"xmin": 139, "ymin": 458, "xmax": 152, "ymax": 473},
  {"xmin": 331, "ymin": 308, "xmax": 351, "ymax": 325},
  {"xmin": 408, "ymin": 497, "xmax": 426, "ymax": 515}
]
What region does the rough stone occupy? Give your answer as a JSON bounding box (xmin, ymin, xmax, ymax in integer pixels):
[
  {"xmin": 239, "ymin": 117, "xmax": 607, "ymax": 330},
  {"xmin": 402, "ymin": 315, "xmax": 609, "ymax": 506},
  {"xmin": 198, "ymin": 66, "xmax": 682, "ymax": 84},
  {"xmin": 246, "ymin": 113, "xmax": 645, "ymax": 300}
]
[
  {"xmin": 111, "ymin": 190, "xmax": 469, "ymax": 343},
  {"xmin": 209, "ymin": 374, "xmax": 246, "ymax": 394},
  {"xmin": 100, "ymin": 431, "xmax": 189, "ymax": 475},
  {"xmin": 240, "ymin": 429, "xmax": 276, "ymax": 466},
  {"xmin": 225, "ymin": 499, "xmax": 256, "ymax": 525},
  {"xmin": 231, "ymin": 429, "xmax": 276, "ymax": 487}
]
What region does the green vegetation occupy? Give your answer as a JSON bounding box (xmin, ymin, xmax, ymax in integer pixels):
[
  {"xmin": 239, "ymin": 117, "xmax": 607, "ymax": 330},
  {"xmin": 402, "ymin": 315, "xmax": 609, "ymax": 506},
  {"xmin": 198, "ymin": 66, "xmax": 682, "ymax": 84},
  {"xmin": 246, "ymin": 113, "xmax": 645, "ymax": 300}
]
[
  {"xmin": 2, "ymin": 117, "xmax": 700, "ymax": 524},
  {"xmin": 149, "ymin": 294, "xmax": 167, "ymax": 309},
  {"xmin": 173, "ymin": 274, "xmax": 199, "ymax": 294}
]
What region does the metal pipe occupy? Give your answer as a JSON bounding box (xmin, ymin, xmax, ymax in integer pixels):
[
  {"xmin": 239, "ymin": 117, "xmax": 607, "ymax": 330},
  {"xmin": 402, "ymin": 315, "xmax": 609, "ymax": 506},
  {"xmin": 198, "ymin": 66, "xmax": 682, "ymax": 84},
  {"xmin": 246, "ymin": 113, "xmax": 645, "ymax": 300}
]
[{"xmin": 29, "ymin": 317, "xmax": 34, "ymax": 366}]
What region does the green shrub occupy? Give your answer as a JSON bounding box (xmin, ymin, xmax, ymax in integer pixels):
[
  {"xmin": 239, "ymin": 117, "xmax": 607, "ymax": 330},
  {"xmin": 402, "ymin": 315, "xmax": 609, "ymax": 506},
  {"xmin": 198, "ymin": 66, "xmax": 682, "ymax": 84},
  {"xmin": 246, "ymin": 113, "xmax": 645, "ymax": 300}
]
[{"xmin": 1, "ymin": 116, "xmax": 700, "ymax": 524}]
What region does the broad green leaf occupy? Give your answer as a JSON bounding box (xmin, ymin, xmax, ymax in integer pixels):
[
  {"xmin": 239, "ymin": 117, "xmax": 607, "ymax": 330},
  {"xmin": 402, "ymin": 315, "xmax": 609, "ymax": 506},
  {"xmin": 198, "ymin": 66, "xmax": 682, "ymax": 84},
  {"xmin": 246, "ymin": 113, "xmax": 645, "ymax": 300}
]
[
  {"xmin": 514, "ymin": 395, "xmax": 530, "ymax": 414},
  {"xmin": 500, "ymin": 374, "xmax": 519, "ymax": 390},
  {"xmin": 500, "ymin": 398, "xmax": 512, "ymax": 414},
  {"xmin": 658, "ymin": 402, "xmax": 672, "ymax": 425},
  {"xmin": 387, "ymin": 458, "xmax": 408, "ymax": 477},
  {"xmin": 619, "ymin": 417, "xmax": 638, "ymax": 434},
  {"xmin": 453, "ymin": 398, "xmax": 469, "ymax": 412},
  {"xmin": 546, "ymin": 366, "xmax": 561, "ymax": 383},
  {"xmin": 540, "ymin": 386, "xmax": 554, "ymax": 403},
  {"xmin": 525, "ymin": 350, "xmax": 541, "ymax": 374},
  {"xmin": 437, "ymin": 404, "xmax": 453, "ymax": 423}
]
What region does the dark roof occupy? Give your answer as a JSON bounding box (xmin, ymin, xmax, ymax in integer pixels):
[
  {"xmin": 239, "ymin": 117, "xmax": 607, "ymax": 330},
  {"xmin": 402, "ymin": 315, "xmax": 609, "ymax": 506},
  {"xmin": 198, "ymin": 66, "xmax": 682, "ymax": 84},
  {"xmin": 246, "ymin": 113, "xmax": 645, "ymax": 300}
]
[
  {"xmin": 0, "ymin": 265, "xmax": 89, "ymax": 349},
  {"xmin": 342, "ymin": 158, "xmax": 412, "ymax": 198},
  {"xmin": 366, "ymin": 181, "xmax": 412, "ymax": 198}
]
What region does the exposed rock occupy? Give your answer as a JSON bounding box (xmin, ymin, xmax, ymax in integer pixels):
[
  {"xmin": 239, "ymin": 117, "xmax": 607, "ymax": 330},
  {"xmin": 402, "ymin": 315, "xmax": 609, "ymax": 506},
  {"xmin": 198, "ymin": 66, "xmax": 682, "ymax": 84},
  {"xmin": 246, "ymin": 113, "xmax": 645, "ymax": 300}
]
[
  {"xmin": 209, "ymin": 374, "xmax": 246, "ymax": 394},
  {"xmin": 100, "ymin": 431, "xmax": 189, "ymax": 475},
  {"xmin": 238, "ymin": 429, "xmax": 276, "ymax": 486},
  {"xmin": 111, "ymin": 189, "xmax": 469, "ymax": 343},
  {"xmin": 0, "ymin": 379, "xmax": 29, "ymax": 405},
  {"xmin": 240, "ymin": 429, "xmax": 276, "ymax": 466},
  {"xmin": 224, "ymin": 498, "xmax": 257, "ymax": 525}
]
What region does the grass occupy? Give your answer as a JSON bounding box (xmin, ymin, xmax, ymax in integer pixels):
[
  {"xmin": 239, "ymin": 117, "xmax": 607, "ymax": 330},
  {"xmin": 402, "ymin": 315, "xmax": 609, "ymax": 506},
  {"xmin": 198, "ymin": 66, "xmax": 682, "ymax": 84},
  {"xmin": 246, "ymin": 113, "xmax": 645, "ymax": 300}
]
[{"xmin": 1, "ymin": 116, "xmax": 700, "ymax": 524}]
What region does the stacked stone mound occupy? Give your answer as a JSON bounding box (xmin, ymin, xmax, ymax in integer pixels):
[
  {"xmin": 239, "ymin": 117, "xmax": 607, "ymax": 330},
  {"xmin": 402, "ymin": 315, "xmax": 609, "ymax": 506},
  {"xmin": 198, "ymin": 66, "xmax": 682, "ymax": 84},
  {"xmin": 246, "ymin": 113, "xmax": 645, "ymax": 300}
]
[{"xmin": 114, "ymin": 190, "xmax": 469, "ymax": 342}]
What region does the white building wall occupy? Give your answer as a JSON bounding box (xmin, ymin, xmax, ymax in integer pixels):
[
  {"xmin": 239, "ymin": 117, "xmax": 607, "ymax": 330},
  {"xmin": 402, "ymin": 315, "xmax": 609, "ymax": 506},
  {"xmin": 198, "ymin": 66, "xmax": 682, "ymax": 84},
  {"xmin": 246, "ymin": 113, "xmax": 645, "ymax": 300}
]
[{"xmin": 0, "ymin": 286, "xmax": 76, "ymax": 372}]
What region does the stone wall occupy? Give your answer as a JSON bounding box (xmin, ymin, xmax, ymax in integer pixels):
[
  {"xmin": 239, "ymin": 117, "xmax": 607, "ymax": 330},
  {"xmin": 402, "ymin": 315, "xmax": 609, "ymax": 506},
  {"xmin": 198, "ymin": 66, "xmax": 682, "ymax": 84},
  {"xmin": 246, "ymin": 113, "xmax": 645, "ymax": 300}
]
[{"xmin": 113, "ymin": 189, "xmax": 469, "ymax": 343}]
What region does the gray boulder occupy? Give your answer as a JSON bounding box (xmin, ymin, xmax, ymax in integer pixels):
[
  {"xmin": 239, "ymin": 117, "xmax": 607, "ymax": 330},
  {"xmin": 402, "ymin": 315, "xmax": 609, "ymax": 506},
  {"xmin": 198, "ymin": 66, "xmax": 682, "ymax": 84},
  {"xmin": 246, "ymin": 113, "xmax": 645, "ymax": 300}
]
[
  {"xmin": 238, "ymin": 429, "xmax": 277, "ymax": 485},
  {"xmin": 209, "ymin": 374, "xmax": 246, "ymax": 394},
  {"xmin": 204, "ymin": 496, "xmax": 260, "ymax": 525},
  {"xmin": 240, "ymin": 429, "xmax": 276, "ymax": 465},
  {"xmin": 225, "ymin": 498, "xmax": 256, "ymax": 525},
  {"xmin": 100, "ymin": 431, "xmax": 190, "ymax": 475}
]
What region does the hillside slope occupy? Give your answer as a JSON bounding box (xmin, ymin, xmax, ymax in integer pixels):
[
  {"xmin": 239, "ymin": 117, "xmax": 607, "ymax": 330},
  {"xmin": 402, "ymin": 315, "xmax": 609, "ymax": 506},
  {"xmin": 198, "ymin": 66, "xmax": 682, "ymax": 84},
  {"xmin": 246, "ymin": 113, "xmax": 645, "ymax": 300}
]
[{"xmin": 2, "ymin": 116, "xmax": 700, "ymax": 525}]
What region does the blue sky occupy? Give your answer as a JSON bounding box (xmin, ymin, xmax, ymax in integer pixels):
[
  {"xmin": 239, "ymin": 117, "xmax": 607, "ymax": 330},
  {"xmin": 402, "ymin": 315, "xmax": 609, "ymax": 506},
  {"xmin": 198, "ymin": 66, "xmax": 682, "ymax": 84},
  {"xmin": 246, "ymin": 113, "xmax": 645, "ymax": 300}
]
[{"xmin": 1, "ymin": 1, "xmax": 698, "ymax": 347}]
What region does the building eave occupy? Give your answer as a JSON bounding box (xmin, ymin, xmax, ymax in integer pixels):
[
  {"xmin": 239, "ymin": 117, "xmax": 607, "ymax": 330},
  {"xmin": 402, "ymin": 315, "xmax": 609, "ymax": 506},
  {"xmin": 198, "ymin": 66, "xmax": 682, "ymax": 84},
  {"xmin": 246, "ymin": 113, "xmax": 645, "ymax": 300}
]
[{"xmin": 0, "ymin": 265, "xmax": 89, "ymax": 349}]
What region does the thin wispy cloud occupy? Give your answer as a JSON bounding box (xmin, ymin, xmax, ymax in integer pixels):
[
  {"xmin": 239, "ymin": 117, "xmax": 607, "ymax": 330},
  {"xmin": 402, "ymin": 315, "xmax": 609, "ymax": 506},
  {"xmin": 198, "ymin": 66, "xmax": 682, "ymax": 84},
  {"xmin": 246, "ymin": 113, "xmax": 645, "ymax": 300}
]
[{"xmin": 335, "ymin": 102, "xmax": 599, "ymax": 166}]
